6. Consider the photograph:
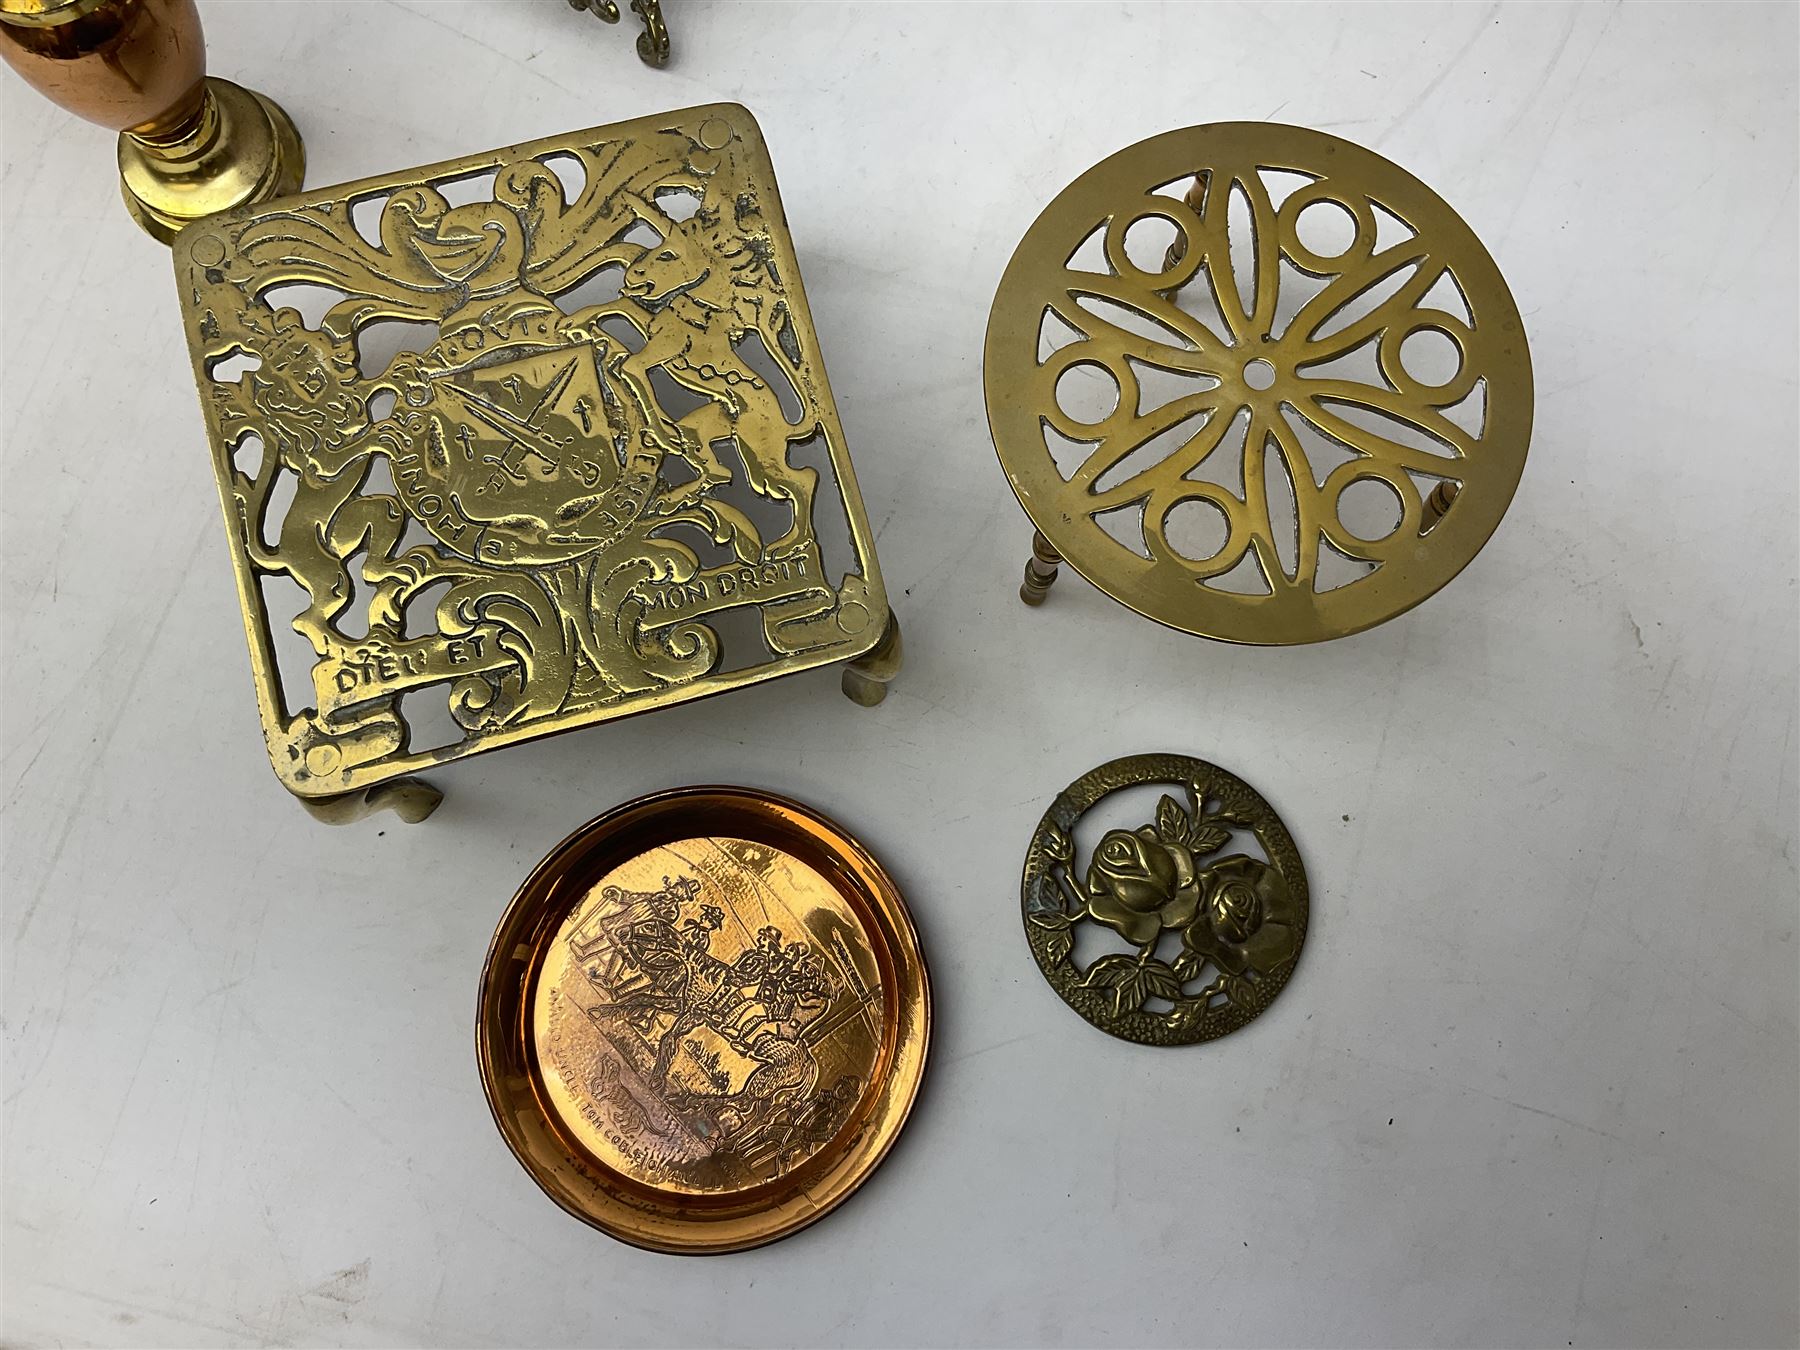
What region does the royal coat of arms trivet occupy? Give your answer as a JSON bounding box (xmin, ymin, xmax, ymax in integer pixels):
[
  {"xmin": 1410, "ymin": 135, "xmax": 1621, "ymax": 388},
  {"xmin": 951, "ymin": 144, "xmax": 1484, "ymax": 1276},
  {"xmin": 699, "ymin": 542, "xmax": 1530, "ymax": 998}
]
[{"xmin": 171, "ymin": 103, "xmax": 900, "ymax": 821}]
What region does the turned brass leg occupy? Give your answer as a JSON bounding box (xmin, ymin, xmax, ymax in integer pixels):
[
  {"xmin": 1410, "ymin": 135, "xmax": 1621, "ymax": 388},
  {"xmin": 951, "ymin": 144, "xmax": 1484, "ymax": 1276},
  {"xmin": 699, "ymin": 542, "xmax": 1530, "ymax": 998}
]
[
  {"xmin": 1164, "ymin": 176, "xmax": 1207, "ymax": 269},
  {"xmin": 841, "ymin": 608, "xmax": 902, "ymax": 707},
  {"xmin": 1422, "ymin": 480, "xmax": 1460, "ymax": 529},
  {"xmin": 298, "ymin": 777, "xmax": 444, "ymax": 826},
  {"xmin": 1020, "ymin": 531, "xmax": 1063, "ymax": 607}
]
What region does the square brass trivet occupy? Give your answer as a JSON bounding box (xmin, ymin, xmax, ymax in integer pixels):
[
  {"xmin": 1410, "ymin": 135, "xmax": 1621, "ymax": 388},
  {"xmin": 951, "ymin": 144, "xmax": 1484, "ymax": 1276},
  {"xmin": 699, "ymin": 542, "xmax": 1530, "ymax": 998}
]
[{"xmin": 172, "ymin": 103, "xmax": 899, "ymax": 821}]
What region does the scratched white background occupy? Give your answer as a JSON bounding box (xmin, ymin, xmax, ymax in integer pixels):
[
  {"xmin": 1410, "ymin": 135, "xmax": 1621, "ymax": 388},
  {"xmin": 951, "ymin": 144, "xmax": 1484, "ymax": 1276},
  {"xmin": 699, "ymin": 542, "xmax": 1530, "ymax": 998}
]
[{"xmin": 3, "ymin": 2, "xmax": 1796, "ymax": 1346}]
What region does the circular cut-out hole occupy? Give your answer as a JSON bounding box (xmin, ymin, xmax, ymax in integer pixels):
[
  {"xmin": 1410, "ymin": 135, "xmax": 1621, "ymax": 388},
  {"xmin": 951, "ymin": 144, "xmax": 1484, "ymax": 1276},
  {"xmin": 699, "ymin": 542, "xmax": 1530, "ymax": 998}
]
[
  {"xmin": 1295, "ymin": 200, "xmax": 1358, "ymax": 258},
  {"xmin": 1123, "ymin": 214, "xmax": 1180, "ymax": 274},
  {"xmin": 1399, "ymin": 328, "xmax": 1462, "ymax": 387},
  {"xmin": 1338, "ymin": 477, "xmax": 1405, "ymax": 542},
  {"xmin": 1244, "ymin": 358, "xmax": 1276, "ymax": 390},
  {"xmin": 1163, "ymin": 498, "xmax": 1232, "ymax": 563},
  {"xmin": 1055, "ymin": 361, "xmax": 1121, "ymax": 425}
]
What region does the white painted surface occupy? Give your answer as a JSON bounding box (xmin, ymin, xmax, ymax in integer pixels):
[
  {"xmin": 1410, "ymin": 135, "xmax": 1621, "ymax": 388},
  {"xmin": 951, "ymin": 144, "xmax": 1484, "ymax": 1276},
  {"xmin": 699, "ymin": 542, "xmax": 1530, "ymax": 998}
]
[{"xmin": 3, "ymin": 3, "xmax": 1796, "ymax": 1346}]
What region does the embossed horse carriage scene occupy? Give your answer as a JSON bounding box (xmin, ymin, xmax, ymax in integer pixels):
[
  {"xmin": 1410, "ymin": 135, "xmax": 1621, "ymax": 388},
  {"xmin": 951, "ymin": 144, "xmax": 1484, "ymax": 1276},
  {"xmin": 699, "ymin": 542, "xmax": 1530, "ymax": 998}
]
[{"xmin": 564, "ymin": 867, "xmax": 878, "ymax": 1186}]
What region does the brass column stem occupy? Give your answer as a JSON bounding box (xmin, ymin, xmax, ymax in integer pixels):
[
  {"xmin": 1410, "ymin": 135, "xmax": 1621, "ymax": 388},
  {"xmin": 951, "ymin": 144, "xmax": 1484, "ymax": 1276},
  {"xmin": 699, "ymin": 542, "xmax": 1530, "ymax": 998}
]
[{"xmin": 0, "ymin": 0, "xmax": 304, "ymax": 242}]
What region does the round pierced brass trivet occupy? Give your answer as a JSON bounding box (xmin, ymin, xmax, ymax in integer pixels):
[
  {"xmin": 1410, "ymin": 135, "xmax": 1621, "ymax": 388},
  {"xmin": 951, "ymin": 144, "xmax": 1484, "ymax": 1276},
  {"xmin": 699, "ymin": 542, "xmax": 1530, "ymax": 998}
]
[
  {"xmin": 478, "ymin": 787, "xmax": 929, "ymax": 1253},
  {"xmin": 987, "ymin": 122, "xmax": 1532, "ymax": 643},
  {"xmin": 1023, "ymin": 754, "xmax": 1308, "ymax": 1046}
]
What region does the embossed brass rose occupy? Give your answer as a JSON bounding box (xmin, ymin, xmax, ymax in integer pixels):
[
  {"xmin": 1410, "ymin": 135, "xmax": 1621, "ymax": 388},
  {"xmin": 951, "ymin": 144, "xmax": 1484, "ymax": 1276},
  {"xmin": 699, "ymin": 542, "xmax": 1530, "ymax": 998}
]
[
  {"xmin": 1084, "ymin": 824, "xmax": 1204, "ymax": 946},
  {"xmin": 1024, "ymin": 754, "xmax": 1310, "ymax": 1046}
]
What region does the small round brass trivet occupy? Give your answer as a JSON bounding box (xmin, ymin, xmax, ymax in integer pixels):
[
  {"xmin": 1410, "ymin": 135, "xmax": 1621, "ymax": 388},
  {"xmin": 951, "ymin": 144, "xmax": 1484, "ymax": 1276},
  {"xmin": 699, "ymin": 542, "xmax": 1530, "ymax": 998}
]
[
  {"xmin": 478, "ymin": 787, "xmax": 928, "ymax": 1253},
  {"xmin": 987, "ymin": 122, "xmax": 1532, "ymax": 643},
  {"xmin": 1022, "ymin": 754, "xmax": 1308, "ymax": 1046}
]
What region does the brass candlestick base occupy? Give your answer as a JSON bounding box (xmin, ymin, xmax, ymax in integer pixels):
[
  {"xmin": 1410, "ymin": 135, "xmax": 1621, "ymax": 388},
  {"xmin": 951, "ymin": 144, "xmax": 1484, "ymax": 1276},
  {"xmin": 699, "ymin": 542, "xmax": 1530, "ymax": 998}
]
[
  {"xmin": 117, "ymin": 76, "xmax": 303, "ymax": 243},
  {"xmin": 0, "ymin": 0, "xmax": 305, "ymax": 243}
]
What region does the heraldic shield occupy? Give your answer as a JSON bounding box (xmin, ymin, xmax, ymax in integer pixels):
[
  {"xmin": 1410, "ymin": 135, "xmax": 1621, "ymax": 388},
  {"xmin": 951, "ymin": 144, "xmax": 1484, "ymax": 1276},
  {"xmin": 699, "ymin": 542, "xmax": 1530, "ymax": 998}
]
[{"xmin": 171, "ymin": 104, "xmax": 897, "ymax": 815}]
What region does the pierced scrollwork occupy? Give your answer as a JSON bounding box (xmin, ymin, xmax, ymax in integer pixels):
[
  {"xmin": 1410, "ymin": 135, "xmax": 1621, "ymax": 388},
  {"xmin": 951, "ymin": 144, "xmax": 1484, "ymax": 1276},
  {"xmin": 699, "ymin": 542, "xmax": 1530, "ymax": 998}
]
[
  {"xmin": 568, "ymin": 0, "xmax": 671, "ymax": 67},
  {"xmin": 986, "ymin": 122, "xmax": 1532, "ymax": 644},
  {"xmin": 174, "ymin": 104, "xmax": 887, "ymax": 800},
  {"xmin": 1022, "ymin": 753, "xmax": 1308, "ymax": 1046}
]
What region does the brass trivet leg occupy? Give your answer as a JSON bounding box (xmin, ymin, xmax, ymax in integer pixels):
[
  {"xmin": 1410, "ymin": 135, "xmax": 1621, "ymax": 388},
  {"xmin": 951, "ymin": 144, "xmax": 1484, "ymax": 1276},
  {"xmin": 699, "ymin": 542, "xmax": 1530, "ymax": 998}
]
[
  {"xmin": 297, "ymin": 777, "xmax": 444, "ymax": 826},
  {"xmin": 1422, "ymin": 480, "xmax": 1460, "ymax": 529},
  {"xmin": 1164, "ymin": 177, "xmax": 1207, "ymax": 269},
  {"xmin": 1019, "ymin": 531, "xmax": 1063, "ymax": 607},
  {"xmin": 841, "ymin": 608, "xmax": 902, "ymax": 707}
]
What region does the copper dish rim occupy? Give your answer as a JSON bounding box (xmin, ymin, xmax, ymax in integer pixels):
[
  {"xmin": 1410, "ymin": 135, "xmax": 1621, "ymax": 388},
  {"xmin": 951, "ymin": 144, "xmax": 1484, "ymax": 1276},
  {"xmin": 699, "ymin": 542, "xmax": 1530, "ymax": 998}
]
[{"xmin": 476, "ymin": 785, "xmax": 930, "ymax": 1254}]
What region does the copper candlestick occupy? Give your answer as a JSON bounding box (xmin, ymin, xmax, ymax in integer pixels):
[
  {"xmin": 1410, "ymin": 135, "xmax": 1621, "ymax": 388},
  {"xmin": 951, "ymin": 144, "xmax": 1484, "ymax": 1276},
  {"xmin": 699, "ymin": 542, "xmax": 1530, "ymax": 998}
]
[{"xmin": 0, "ymin": 0, "xmax": 303, "ymax": 242}]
